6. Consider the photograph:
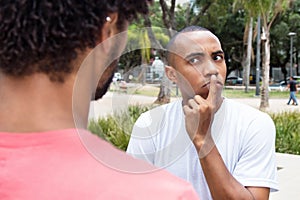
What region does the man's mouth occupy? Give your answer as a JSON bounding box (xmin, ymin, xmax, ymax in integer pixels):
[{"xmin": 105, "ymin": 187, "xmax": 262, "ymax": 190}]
[
  {"xmin": 202, "ymin": 82, "xmax": 210, "ymax": 88},
  {"xmin": 201, "ymin": 80, "xmax": 223, "ymax": 88}
]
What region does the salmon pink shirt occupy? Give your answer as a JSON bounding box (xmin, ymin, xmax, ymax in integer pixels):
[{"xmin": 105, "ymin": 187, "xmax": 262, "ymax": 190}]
[{"xmin": 0, "ymin": 129, "xmax": 199, "ymax": 200}]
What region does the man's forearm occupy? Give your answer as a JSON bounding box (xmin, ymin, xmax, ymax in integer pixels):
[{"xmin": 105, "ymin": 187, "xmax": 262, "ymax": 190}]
[{"xmin": 199, "ymin": 146, "xmax": 258, "ymax": 200}]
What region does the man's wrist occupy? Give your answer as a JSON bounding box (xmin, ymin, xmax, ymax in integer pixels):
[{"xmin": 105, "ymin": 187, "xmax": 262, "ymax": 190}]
[{"xmin": 195, "ymin": 135, "xmax": 215, "ymax": 159}]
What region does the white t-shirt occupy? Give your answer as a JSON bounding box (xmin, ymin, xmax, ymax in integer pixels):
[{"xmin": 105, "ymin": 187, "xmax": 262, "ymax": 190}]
[{"xmin": 127, "ymin": 98, "xmax": 278, "ymax": 199}]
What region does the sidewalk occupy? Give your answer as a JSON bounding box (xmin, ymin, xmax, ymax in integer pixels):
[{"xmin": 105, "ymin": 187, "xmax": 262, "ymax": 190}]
[
  {"xmin": 88, "ymin": 92, "xmax": 300, "ymax": 199},
  {"xmin": 89, "ymin": 91, "xmax": 300, "ymax": 119},
  {"xmin": 270, "ymin": 153, "xmax": 300, "ymax": 200}
]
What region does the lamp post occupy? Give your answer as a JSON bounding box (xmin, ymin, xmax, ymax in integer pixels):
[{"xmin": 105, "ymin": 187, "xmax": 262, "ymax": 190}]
[
  {"xmin": 288, "ymin": 32, "xmax": 296, "ymax": 77},
  {"xmin": 255, "ymin": 16, "xmax": 261, "ymax": 96}
]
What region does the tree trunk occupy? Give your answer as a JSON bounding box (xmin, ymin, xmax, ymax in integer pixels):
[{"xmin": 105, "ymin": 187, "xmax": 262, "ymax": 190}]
[
  {"xmin": 154, "ymin": 72, "xmax": 172, "ymax": 104},
  {"xmin": 142, "ymin": 14, "xmax": 172, "ymax": 104},
  {"xmin": 242, "ymin": 17, "xmax": 253, "ymax": 93},
  {"xmin": 154, "ymin": 0, "xmax": 177, "ymax": 104},
  {"xmin": 259, "ymin": 28, "xmax": 270, "ymax": 111},
  {"xmin": 143, "ymin": 15, "xmax": 163, "ymax": 50}
]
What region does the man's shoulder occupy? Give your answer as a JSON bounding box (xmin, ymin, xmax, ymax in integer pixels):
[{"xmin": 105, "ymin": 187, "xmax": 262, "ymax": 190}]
[
  {"xmin": 146, "ymin": 99, "xmax": 182, "ymax": 114},
  {"xmin": 0, "ymin": 129, "xmax": 199, "ymax": 199},
  {"xmin": 136, "ymin": 99, "xmax": 183, "ymax": 124},
  {"xmin": 79, "ymin": 130, "xmax": 199, "ymax": 199},
  {"xmin": 223, "ymin": 99, "xmax": 275, "ymax": 134},
  {"xmin": 122, "ymin": 166, "xmax": 199, "ymax": 199},
  {"xmin": 223, "ymin": 98, "xmax": 273, "ymax": 124},
  {"xmin": 225, "ymin": 98, "xmax": 266, "ymax": 114}
]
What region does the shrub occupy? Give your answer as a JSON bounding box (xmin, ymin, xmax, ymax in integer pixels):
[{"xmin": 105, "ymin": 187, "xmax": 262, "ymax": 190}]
[
  {"xmin": 270, "ymin": 111, "xmax": 300, "ymax": 155},
  {"xmin": 88, "ymin": 104, "xmax": 152, "ymax": 151}
]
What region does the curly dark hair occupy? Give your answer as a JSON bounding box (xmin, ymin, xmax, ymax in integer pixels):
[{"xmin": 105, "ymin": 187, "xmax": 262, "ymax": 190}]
[{"xmin": 0, "ymin": 0, "xmax": 151, "ymax": 81}]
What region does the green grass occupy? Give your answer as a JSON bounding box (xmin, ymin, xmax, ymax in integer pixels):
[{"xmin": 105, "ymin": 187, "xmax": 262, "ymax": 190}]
[
  {"xmin": 134, "ymin": 88, "xmax": 159, "ymax": 96},
  {"xmin": 131, "ymin": 85, "xmax": 290, "ymax": 99},
  {"xmin": 133, "ymin": 86, "xmax": 180, "ymax": 97},
  {"xmin": 222, "ymin": 89, "xmax": 289, "ymax": 98}
]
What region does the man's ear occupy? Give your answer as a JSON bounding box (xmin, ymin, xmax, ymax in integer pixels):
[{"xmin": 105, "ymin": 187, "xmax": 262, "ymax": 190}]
[
  {"xmin": 99, "ymin": 12, "xmax": 119, "ymax": 54},
  {"xmin": 165, "ymin": 65, "xmax": 177, "ymax": 83}
]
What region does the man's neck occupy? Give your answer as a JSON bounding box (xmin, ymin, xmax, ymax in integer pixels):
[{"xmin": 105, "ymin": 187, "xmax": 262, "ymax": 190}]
[{"xmin": 0, "ymin": 73, "xmax": 87, "ymax": 133}]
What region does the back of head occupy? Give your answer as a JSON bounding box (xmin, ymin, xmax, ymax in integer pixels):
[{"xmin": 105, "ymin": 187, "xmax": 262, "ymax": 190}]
[{"xmin": 0, "ymin": 0, "xmax": 151, "ymax": 82}]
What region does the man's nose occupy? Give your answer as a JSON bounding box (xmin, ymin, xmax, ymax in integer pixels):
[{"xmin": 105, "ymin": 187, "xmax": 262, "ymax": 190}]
[{"xmin": 203, "ymin": 60, "xmax": 219, "ymax": 76}]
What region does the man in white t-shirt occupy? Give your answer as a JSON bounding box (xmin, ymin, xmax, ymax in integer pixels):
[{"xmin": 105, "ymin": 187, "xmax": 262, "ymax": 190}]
[{"xmin": 127, "ymin": 26, "xmax": 278, "ymax": 200}]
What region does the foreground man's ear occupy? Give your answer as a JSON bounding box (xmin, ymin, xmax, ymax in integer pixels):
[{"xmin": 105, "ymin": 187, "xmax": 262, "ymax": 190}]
[{"xmin": 99, "ymin": 12, "xmax": 119, "ymax": 54}]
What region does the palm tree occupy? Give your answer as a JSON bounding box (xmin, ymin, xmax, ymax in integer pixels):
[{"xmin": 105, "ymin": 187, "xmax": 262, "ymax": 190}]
[
  {"xmin": 235, "ymin": 0, "xmax": 291, "ymax": 110},
  {"xmin": 143, "ymin": 12, "xmax": 173, "ymax": 104},
  {"xmin": 259, "ymin": 0, "xmax": 291, "ymax": 110},
  {"xmin": 146, "ymin": 0, "xmax": 177, "ymax": 104},
  {"xmin": 233, "ymin": 0, "xmax": 257, "ymax": 93}
]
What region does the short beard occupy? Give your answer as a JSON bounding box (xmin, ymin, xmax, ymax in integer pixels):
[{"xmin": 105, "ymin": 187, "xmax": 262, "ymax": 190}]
[
  {"xmin": 94, "ymin": 72, "xmax": 114, "ymax": 100},
  {"xmin": 93, "ymin": 32, "xmax": 126, "ymax": 100}
]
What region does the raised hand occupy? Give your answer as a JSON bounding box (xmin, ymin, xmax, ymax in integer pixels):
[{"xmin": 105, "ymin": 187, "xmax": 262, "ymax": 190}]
[{"xmin": 183, "ymin": 75, "xmax": 222, "ymax": 158}]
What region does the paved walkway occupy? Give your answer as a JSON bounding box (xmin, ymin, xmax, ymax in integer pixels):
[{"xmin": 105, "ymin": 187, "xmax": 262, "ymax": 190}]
[
  {"xmin": 88, "ymin": 92, "xmax": 300, "ymax": 199},
  {"xmin": 270, "ymin": 153, "xmax": 300, "ymax": 200},
  {"xmin": 89, "ymin": 91, "xmax": 299, "ymax": 119}
]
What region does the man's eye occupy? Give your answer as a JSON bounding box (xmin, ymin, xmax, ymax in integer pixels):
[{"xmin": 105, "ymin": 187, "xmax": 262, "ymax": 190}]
[
  {"xmin": 214, "ymin": 55, "xmax": 223, "ymax": 61},
  {"xmin": 189, "ymin": 58, "xmax": 200, "ymax": 64}
]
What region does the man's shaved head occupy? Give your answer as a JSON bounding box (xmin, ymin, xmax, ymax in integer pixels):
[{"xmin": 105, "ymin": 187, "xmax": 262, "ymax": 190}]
[{"xmin": 166, "ymin": 26, "xmax": 209, "ymax": 67}]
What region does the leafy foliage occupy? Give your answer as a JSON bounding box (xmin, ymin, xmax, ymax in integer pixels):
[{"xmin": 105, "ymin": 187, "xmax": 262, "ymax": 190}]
[
  {"xmin": 88, "ymin": 104, "xmax": 152, "ymax": 151},
  {"xmin": 270, "ymin": 111, "xmax": 300, "ymax": 155}
]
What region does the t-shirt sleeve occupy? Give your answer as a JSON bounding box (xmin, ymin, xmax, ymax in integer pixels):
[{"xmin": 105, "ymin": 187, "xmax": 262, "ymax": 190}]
[
  {"xmin": 232, "ymin": 113, "xmax": 279, "ymax": 192},
  {"xmin": 126, "ymin": 113, "xmax": 156, "ymax": 164}
]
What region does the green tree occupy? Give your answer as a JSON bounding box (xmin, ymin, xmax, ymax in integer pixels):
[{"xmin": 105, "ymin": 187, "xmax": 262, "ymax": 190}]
[
  {"xmin": 270, "ymin": 21, "xmax": 290, "ymax": 81},
  {"xmin": 259, "ymin": 0, "xmax": 291, "ymax": 111},
  {"xmin": 233, "ymin": 0, "xmax": 259, "ymax": 93},
  {"xmin": 146, "ymin": 0, "xmax": 178, "ymax": 104},
  {"xmin": 287, "ymin": 1, "xmax": 300, "ymax": 76},
  {"xmin": 266, "ymin": 0, "xmax": 300, "ymax": 82},
  {"xmin": 118, "ymin": 25, "xmax": 142, "ymax": 75}
]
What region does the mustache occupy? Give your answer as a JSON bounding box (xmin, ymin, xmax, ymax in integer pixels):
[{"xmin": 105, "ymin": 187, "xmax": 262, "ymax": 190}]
[{"xmin": 201, "ymin": 78, "xmax": 224, "ymax": 88}]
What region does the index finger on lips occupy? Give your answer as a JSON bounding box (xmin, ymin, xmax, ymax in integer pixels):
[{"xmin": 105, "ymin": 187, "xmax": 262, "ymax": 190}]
[{"xmin": 207, "ymin": 75, "xmax": 218, "ymax": 105}]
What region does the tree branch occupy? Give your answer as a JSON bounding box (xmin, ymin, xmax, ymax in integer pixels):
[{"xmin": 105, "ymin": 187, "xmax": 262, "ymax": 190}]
[
  {"xmin": 159, "ymin": 0, "xmax": 171, "ymax": 28},
  {"xmin": 170, "ymin": 0, "xmax": 176, "ymax": 29},
  {"xmin": 191, "ymin": 2, "xmax": 213, "ymax": 25},
  {"xmin": 143, "ymin": 14, "xmax": 163, "ymax": 49}
]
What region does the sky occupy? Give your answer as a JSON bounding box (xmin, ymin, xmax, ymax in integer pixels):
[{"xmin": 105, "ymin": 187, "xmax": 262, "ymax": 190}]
[{"xmin": 176, "ymin": 0, "xmax": 190, "ymax": 5}]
